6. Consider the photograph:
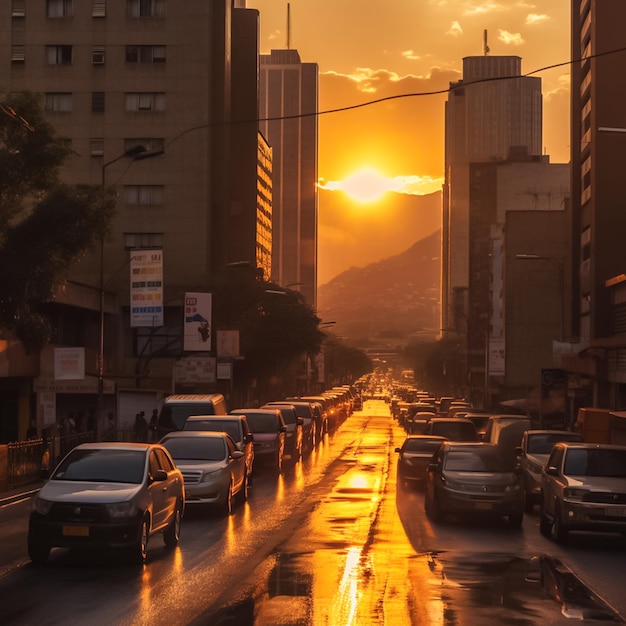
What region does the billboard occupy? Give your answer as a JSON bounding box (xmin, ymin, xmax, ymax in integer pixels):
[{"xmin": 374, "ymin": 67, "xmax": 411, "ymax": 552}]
[
  {"xmin": 184, "ymin": 292, "xmax": 212, "ymax": 351},
  {"xmin": 130, "ymin": 250, "xmax": 164, "ymax": 327}
]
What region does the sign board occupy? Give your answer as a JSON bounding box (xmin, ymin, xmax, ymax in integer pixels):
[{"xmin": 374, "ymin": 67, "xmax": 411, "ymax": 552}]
[
  {"xmin": 217, "ymin": 330, "xmax": 240, "ymax": 358},
  {"xmin": 487, "ymin": 337, "xmax": 505, "ymax": 376},
  {"xmin": 217, "ymin": 361, "xmax": 233, "ymax": 380},
  {"xmin": 174, "ymin": 356, "xmax": 216, "ymax": 384},
  {"xmin": 54, "ymin": 347, "xmax": 85, "ymax": 380},
  {"xmin": 130, "ymin": 250, "xmax": 164, "ymax": 327},
  {"xmin": 183, "ymin": 292, "xmax": 212, "ymax": 351}
]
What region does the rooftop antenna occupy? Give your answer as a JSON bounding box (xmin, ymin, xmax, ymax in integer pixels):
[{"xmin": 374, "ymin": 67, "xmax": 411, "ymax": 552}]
[
  {"xmin": 287, "ymin": 3, "xmax": 291, "ymax": 49},
  {"xmin": 483, "ymin": 29, "xmax": 490, "ymax": 56}
]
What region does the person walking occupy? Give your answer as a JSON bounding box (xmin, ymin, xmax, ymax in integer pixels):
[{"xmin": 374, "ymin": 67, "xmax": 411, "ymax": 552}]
[{"xmin": 133, "ymin": 412, "xmax": 149, "ymax": 442}]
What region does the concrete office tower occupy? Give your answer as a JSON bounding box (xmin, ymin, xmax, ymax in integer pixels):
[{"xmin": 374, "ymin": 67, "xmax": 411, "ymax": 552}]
[
  {"xmin": 259, "ymin": 49, "xmax": 319, "ymax": 308},
  {"xmin": 442, "ymin": 55, "xmax": 542, "ymax": 335},
  {"xmin": 567, "ymin": 1, "xmax": 626, "ymax": 408}
]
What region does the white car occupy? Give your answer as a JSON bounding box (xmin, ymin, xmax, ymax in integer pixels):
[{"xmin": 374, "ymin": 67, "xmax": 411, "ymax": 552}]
[
  {"xmin": 160, "ymin": 431, "xmax": 248, "ymax": 514},
  {"xmin": 28, "ymin": 442, "xmax": 184, "ymax": 565}
]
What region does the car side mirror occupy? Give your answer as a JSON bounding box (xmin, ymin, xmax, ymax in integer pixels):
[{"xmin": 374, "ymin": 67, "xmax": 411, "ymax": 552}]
[
  {"xmin": 151, "ymin": 469, "xmax": 168, "ymax": 482},
  {"xmin": 394, "ymin": 447, "xmax": 401, "ymax": 453},
  {"xmin": 231, "ymin": 451, "xmax": 244, "ymax": 459},
  {"xmin": 245, "ymin": 433, "xmax": 253, "ymax": 443},
  {"xmin": 515, "ymin": 446, "xmax": 524, "ymax": 457},
  {"xmin": 280, "ymin": 426, "xmax": 287, "ymax": 432},
  {"xmin": 297, "ymin": 417, "xmax": 304, "ymax": 426},
  {"xmin": 427, "ymin": 463, "xmax": 437, "ymax": 472},
  {"xmin": 545, "ymin": 466, "xmax": 559, "ymax": 476},
  {"xmin": 40, "ymin": 468, "xmax": 50, "ymax": 480}
]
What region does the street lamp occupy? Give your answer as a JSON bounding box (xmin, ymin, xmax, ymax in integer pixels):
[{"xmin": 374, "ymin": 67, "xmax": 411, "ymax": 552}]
[
  {"xmin": 515, "ymin": 254, "xmax": 564, "ymax": 342},
  {"xmin": 97, "ymin": 145, "xmax": 162, "ymax": 440}
]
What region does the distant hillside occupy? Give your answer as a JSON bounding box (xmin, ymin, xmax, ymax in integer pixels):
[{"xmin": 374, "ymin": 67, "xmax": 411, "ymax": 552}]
[{"xmin": 317, "ymin": 230, "xmax": 441, "ymax": 350}]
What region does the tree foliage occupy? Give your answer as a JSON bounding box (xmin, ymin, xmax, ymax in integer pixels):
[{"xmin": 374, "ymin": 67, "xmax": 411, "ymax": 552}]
[{"xmin": 0, "ymin": 92, "xmax": 115, "ymax": 351}]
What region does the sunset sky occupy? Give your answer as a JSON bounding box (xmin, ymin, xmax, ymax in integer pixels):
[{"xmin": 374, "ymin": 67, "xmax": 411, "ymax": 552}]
[{"xmin": 247, "ymin": 0, "xmax": 571, "ymax": 284}]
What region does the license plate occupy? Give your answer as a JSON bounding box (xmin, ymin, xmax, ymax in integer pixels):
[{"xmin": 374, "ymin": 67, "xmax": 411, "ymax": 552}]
[
  {"xmin": 475, "ymin": 502, "xmax": 493, "ymax": 510},
  {"xmin": 63, "ymin": 525, "xmax": 89, "ymax": 537},
  {"xmin": 605, "ymin": 507, "xmax": 626, "ymax": 517}
]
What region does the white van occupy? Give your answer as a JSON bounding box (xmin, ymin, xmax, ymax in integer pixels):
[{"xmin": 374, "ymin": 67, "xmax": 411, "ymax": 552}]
[{"xmin": 156, "ymin": 394, "xmax": 228, "ymax": 439}]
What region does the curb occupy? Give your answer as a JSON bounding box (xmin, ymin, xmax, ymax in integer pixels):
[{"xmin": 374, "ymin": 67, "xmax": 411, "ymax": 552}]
[{"xmin": 0, "ymin": 485, "xmax": 42, "ymax": 507}]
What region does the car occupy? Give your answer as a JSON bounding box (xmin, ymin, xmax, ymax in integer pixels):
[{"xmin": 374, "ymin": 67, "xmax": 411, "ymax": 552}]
[
  {"xmin": 516, "ymin": 430, "xmax": 583, "ymax": 511},
  {"xmin": 183, "ymin": 414, "xmax": 254, "ymax": 480},
  {"xmin": 267, "ymin": 401, "xmax": 316, "ymax": 452},
  {"xmin": 27, "ymin": 442, "xmax": 184, "ymax": 565},
  {"xmin": 155, "ymin": 393, "xmax": 228, "ymax": 439},
  {"xmin": 259, "ymin": 404, "xmax": 303, "ymax": 461},
  {"xmin": 407, "ymin": 411, "xmax": 435, "ymax": 435},
  {"xmin": 540, "ymin": 442, "xmax": 626, "ymax": 543},
  {"xmin": 160, "ymin": 431, "xmax": 248, "ymax": 515},
  {"xmin": 426, "ymin": 418, "xmax": 479, "ymax": 442},
  {"xmin": 396, "ymin": 435, "xmax": 447, "ymax": 487},
  {"xmin": 424, "ymin": 442, "xmax": 525, "ymax": 527},
  {"xmin": 231, "ymin": 408, "xmax": 286, "ymax": 473}
]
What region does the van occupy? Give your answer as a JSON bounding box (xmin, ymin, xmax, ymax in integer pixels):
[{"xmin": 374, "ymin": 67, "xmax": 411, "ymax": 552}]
[
  {"xmin": 156, "ymin": 393, "xmax": 228, "ymax": 439},
  {"xmin": 484, "ymin": 414, "xmax": 532, "ymax": 461}
]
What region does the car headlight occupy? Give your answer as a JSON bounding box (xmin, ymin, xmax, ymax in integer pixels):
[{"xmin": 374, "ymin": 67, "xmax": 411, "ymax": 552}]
[
  {"xmin": 106, "ymin": 501, "xmax": 138, "ymax": 518},
  {"xmin": 504, "ymin": 483, "xmax": 521, "ymax": 492},
  {"xmin": 564, "ymin": 487, "xmax": 588, "ymax": 501},
  {"xmin": 443, "ymin": 478, "xmax": 466, "ymax": 490},
  {"xmin": 201, "ymin": 469, "xmax": 220, "ymax": 481},
  {"xmin": 33, "ymin": 496, "xmax": 53, "ymax": 515}
]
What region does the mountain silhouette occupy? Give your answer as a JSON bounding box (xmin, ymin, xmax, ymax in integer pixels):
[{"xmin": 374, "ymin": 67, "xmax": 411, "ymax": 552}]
[{"xmin": 317, "ymin": 230, "xmax": 441, "ymax": 350}]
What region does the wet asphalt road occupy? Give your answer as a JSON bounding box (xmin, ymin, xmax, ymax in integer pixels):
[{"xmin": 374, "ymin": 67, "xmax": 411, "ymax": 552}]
[{"xmin": 0, "ymin": 400, "xmax": 624, "ymax": 625}]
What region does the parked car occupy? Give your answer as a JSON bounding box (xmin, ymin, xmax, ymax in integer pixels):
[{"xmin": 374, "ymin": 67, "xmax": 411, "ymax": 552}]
[
  {"xmin": 28, "ymin": 442, "xmax": 184, "ymax": 565},
  {"xmin": 155, "ymin": 393, "xmax": 228, "ymax": 439},
  {"xmin": 426, "ymin": 418, "xmax": 479, "ymax": 442},
  {"xmin": 160, "ymin": 431, "xmax": 247, "ymax": 515},
  {"xmin": 231, "ymin": 408, "xmax": 286, "ymax": 473},
  {"xmin": 540, "ymin": 442, "xmax": 626, "ymax": 543},
  {"xmin": 182, "ymin": 414, "xmax": 254, "ymax": 480},
  {"xmin": 260, "ymin": 404, "xmax": 303, "ymax": 461},
  {"xmin": 424, "ymin": 442, "xmax": 525, "ymax": 527},
  {"xmin": 516, "ymin": 430, "xmax": 583, "ymax": 511},
  {"xmin": 270, "ymin": 401, "xmax": 316, "ymax": 451},
  {"xmin": 396, "ymin": 435, "xmax": 447, "ymax": 487}
]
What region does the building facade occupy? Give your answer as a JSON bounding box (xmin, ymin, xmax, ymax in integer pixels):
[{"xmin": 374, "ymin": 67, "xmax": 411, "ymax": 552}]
[
  {"xmin": 259, "ymin": 48, "xmax": 318, "ymax": 308},
  {"xmin": 0, "ymin": 0, "xmax": 268, "ymax": 439}
]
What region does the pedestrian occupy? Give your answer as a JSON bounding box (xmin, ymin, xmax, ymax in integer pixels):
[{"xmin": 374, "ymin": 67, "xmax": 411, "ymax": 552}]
[
  {"xmin": 149, "ymin": 409, "xmax": 159, "ymax": 441},
  {"xmin": 133, "ymin": 412, "xmax": 149, "ymax": 442}
]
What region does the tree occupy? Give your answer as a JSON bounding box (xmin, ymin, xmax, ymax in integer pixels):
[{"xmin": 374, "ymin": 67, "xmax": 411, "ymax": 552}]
[{"xmin": 0, "ymin": 92, "xmax": 115, "ymax": 351}]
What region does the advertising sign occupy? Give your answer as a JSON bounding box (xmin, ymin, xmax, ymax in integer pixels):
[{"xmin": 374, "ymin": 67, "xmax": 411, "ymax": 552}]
[
  {"xmin": 54, "ymin": 347, "xmax": 85, "ymax": 380},
  {"xmin": 184, "ymin": 292, "xmax": 212, "ymax": 351},
  {"xmin": 130, "ymin": 250, "xmax": 164, "ymax": 327}
]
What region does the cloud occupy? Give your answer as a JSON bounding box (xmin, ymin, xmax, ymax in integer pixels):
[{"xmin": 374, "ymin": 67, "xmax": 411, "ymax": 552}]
[
  {"xmin": 402, "ymin": 50, "xmax": 421, "ymax": 60},
  {"xmin": 319, "ymin": 173, "xmax": 444, "ymax": 197},
  {"xmin": 463, "ymin": 2, "xmax": 505, "ymax": 16},
  {"xmin": 323, "ymin": 67, "xmax": 425, "ymax": 93},
  {"xmin": 447, "ymin": 21, "xmax": 463, "ymax": 37},
  {"xmin": 498, "ymin": 29, "xmax": 525, "ymax": 45},
  {"xmin": 526, "ymin": 13, "xmax": 549, "ymax": 24},
  {"xmin": 267, "ymin": 29, "xmax": 281, "ymax": 42},
  {"xmin": 544, "ymin": 73, "xmax": 570, "ymax": 100}
]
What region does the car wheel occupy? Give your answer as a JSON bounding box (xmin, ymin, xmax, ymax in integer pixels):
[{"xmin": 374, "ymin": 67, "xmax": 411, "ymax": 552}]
[
  {"xmin": 238, "ymin": 472, "xmax": 249, "ymax": 504},
  {"xmin": 539, "ymin": 502, "xmax": 551, "ymax": 537},
  {"xmin": 163, "ymin": 502, "xmax": 182, "ymax": 547},
  {"xmin": 28, "ymin": 536, "xmax": 50, "ymax": 565},
  {"xmin": 130, "ymin": 517, "xmax": 149, "ymax": 564},
  {"xmin": 552, "ymin": 506, "xmax": 569, "ymax": 544},
  {"xmin": 221, "ymin": 482, "xmax": 233, "ymax": 516},
  {"xmin": 508, "ymin": 512, "xmax": 524, "ymax": 528}
]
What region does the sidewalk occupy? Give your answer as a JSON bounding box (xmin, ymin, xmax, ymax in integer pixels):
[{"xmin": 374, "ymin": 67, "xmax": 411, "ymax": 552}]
[{"xmin": 0, "ymin": 481, "xmax": 42, "ymax": 507}]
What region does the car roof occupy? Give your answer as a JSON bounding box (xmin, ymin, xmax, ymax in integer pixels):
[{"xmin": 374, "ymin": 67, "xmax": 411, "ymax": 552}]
[
  {"xmin": 187, "ymin": 414, "xmax": 243, "ymax": 421},
  {"xmin": 558, "ymin": 442, "xmax": 626, "ymax": 451},
  {"xmin": 161, "ymin": 431, "xmax": 230, "ymax": 439},
  {"xmin": 405, "ymin": 435, "xmax": 447, "ymax": 441},
  {"xmin": 231, "ymin": 408, "xmax": 280, "ymax": 416},
  {"xmin": 430, "ymin": 417, "xmax": 473, "ymax": 423},
  {"xmin": 74, "ymin": 442, "xmax": 153, "ymax": 451}
]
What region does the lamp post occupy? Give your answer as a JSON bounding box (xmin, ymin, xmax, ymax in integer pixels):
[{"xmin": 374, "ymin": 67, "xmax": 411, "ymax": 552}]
[
  {"xmin": 97, "ymin": 145, "xmax": 162, "ymax": 440},
  {"xmin": 515, "ymin": 254, "xmax": 564, "ymax": 342}
]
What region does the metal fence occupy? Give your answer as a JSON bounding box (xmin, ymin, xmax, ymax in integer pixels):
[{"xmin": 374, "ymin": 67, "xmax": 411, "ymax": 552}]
[{"xmin": 7, "ymin": 439, "xmax": 46, "ymax": 488}]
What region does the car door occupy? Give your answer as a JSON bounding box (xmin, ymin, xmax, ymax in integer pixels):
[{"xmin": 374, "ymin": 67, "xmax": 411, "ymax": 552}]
[
  {"xmin": 226, "ymin": 436, "xmax": 245, "ymax": 492},
  {"xmin": 147, "ymin": 450, "xmax": 169, "ymax": 530},
  {"xmin": 542, "ymin": 445, "xmax": 565, "ymax": 517}
]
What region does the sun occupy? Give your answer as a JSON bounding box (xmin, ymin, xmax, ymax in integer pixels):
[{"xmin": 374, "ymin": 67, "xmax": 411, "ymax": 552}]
[{"xmin": 341, "ymin": 168, "xmax": 396, "ymax": 203}]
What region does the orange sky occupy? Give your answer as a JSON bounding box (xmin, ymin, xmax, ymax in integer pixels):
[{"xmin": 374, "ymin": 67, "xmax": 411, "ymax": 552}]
[{"xmin": 247, "ymin": 0, "xmax": 571, "ymax": 285}]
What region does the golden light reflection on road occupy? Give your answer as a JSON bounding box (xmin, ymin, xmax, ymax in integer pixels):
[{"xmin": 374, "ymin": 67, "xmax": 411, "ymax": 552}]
[{"xmin": 328, "ymin": 547, "xmax": 362, "ymax": 626}]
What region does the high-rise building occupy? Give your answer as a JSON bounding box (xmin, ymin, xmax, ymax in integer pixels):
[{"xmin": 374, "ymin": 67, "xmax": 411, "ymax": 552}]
[
  {"xmin": 259, "ymin": 49, "xmax": 319, "ymax": 308},
  {"xmin": 442, "ymin": 55, "xmax": 542, "ymax": 335},
  {"xmin": 0, "ymin": 1, "xmax": 267, "ymax": 437},
  {"xmin": 568, "ymin": 1, "xmax": 626, "ymax": 408}
]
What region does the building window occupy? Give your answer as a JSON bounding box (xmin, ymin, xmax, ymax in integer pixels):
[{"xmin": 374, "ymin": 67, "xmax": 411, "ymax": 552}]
[
  {"xmin": 92, "ymin": 0, "xmax": 105, "ymax": 17},
  {"xmin": 124, "ymin": 232, "xmax": 164, "ymax": 249},
  {"xmin": 92, "ymin": 92, "xmax": 105, "ymax": 112},
  {"xmin": 125, "ymin": 93, "xmax": 166, "ymax": 112},
  {"xmin": 90, "ymin": 139, "xmax": 104, "ymax": 156},
  {"xmin": 46, "ymin": 45, "xmax": 72, "ymax": 65},
  {"xmin": 44, "ymin": 93, "xmax": 73, "ymax": 112},
  {"xmin": 92, "ymin": 46, "xmax": 105, "ymax": 64},
  {"xmin": 12, "ymin": 0, "xmax": 25, "ymax": 17},
  {"xmin": 128, "ymin": 0, "xmax": 166, "ymax": 18},
  {"xmin": 11, "ymin": 46, "xmax": 25, "ymax": 62},
  {"xmin": 125, "ymin": 45, "xmax": 166, "ymax": 64},
  {"xmin": 124, "ymin": 185, "xmax": 164, "ymax": 206},
  {"xmin": 47, "ymin": 0, "xmax": 72, "ymax": 18},
  {"xmin": 125, "ymin": 138, "xmax": 165, "ymax": 153}
]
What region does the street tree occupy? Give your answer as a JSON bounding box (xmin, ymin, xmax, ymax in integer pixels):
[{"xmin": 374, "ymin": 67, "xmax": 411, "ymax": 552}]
[{"xmin": 0, "ymin": 92, "xmax": 115, "ymax": 351}]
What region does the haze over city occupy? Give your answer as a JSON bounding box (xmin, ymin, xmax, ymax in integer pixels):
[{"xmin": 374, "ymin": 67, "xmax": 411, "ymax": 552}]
[{"xmin": 248, "ymin": 0, "xmax": 571, "ymax": 284}]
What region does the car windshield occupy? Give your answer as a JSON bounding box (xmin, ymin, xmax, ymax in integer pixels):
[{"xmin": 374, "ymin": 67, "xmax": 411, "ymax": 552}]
[
  {"xmin": 527, "ymin": 433, "xmax": 581, "ymax": 455},
  {"xmin": 445, "ymin": 450, "xmax": 513, "ymax": 472},
  {"xmin": 184, "ymin": 420, "xmax": 240, "ymax": 441},
  {"xmin": 162, "ymin": 437, "xmax": 226, "ymax": 461},
  {"xmin": 265, "ymin": 407, "xmax": 296, "ymax": 424},
  {"xmin": 52, "ymin": 449, "xmax": 146, "ymax": 484},
  {"xmin": 245, "ymin": 414, "xmax": 279, "ymax": 433},
  {"xmin": 404, "ymin": 439, "xmax": 443, "ymax": 453},
  {"xmin": 431, "ymin": 422, "xmax": 478, "ymax": 441},
  {"xmin": 563, "ymin": 448, "xmax": 626, "ymax": 477}
]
